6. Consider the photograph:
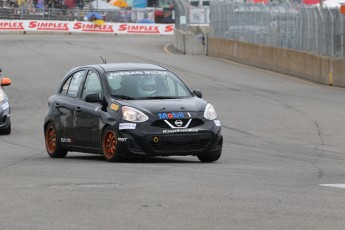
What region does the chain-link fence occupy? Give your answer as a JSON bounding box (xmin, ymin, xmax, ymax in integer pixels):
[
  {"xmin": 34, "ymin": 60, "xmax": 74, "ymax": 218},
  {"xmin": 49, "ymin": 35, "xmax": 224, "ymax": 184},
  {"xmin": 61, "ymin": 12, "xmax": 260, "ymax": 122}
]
[
  {"xmin": 209, "ymin": 1, "xmax": 345, "ymax": 58},
  {"xmin": 174, "ymin": 0, "xmax": 210, "ymax": 32}
]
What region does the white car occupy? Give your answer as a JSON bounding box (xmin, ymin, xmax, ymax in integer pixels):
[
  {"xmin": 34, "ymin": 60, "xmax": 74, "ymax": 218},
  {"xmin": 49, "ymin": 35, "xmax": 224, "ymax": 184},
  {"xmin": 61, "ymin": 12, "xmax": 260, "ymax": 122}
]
[{"xmin": 0, "ymin": 67, "xmax": 12, "ymax": 135}]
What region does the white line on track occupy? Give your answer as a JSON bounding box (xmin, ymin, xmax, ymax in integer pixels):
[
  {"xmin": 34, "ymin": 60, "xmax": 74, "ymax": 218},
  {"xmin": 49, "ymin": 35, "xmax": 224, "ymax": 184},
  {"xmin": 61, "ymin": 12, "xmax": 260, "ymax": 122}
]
[
  {"xmin": 164, "ymin": 43, "xmax": 173, "ymax": 55},
  {"xmin": 320, "ymin": 184, "xmax": 345, "ymax": 189}
]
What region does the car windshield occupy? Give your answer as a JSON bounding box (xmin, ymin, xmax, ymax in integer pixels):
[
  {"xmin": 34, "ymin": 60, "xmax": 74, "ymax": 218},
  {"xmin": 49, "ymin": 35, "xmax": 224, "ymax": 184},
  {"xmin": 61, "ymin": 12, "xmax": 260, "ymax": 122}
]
[{"xmin": 105, "ymin": 70, "xmax": 192, "ymax": 100}]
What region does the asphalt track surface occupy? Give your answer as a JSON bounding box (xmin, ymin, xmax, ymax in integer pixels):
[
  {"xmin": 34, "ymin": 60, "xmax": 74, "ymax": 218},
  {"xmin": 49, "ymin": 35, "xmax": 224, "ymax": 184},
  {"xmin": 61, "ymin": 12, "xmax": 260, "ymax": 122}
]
[{"xmin": 1, "ymin": 34, "xmax": 345, "ymax": 230}]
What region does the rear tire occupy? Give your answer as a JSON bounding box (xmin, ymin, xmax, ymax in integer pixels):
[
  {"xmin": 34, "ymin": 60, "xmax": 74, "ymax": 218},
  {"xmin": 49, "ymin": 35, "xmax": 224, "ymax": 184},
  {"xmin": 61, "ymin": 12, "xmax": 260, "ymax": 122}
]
[
  {"xmin": 45, "ymin": 122, "xmax": 67, "ymax": 158},
  {"xmin": 102, "ymin": 126, "xmax": 122, "ymax": 162},
  {"xmin": 197, "ymin": 152, "xmax": 221, "ymax": 163}
]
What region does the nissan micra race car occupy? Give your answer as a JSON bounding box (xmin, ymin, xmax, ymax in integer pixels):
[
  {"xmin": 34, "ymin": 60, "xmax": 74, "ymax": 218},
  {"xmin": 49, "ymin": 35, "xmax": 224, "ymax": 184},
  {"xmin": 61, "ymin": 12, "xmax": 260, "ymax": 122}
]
[
  {"xmin": 44, "ymin": 63, "xmax": 223, "ymax": 162},
  {"xmin": 0, "ymin": 67, "xmax": 12, "ymax": 135}
]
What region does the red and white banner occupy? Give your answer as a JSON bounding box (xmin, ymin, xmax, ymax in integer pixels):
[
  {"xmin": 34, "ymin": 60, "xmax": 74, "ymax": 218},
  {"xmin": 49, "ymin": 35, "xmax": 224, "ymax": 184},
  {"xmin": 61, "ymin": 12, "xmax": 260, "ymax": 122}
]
[{"xmin": 0, "ymin": 20, "xmax": 174, "ymax": 35}]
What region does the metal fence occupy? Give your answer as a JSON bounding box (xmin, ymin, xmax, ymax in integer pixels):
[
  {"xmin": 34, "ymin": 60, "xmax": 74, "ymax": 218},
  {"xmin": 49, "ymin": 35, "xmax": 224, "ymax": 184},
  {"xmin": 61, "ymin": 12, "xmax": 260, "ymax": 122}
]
[
  {"xmin": 174, "ymin": 0, "xmax": 210, "ymax": 32},
  {"xmin": 209, "ymin": 1, "xmax": 345, "ymax": 58}
]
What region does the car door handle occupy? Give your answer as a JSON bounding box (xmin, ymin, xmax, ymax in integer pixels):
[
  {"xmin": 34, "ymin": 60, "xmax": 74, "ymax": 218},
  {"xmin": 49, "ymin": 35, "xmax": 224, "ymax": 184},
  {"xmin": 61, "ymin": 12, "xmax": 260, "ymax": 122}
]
[{"xmin": 75, "ymin": 107, "xmax": 81, "ymax": 113}]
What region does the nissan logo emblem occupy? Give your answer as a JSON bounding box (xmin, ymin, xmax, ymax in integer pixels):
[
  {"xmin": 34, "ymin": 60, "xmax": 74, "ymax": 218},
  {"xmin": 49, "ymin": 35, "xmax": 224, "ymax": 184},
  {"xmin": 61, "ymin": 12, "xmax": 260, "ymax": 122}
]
[{"xmin": 175, "ymin": 120, "xmax": 183, "ymax": 127}]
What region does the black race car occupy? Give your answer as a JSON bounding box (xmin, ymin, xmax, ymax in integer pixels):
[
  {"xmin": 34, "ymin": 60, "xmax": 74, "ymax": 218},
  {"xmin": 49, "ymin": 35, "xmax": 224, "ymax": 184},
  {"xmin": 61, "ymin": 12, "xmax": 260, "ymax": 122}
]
[
  {"xmin": 0, "ymin": 67, "xmax": 12, "ymax": 135},
  {"xmin": 44, "ymin": 63, "xmax": 223, "ymax": 162}
]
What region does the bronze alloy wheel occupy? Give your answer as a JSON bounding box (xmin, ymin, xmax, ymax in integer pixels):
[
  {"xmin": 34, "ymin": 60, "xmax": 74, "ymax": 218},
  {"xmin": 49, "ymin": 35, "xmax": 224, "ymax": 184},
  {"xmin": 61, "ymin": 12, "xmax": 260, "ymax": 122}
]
[
  {"xmin": 103, "ymin": 130, "xmax": 117, "ymax": 160},
  {"xmin": 46, "ymin": 126, "xmax": 57, "ymax": 154},
  {"xmin": 45, "ymin": 123, "xmax": 67, "ymax": 158}
]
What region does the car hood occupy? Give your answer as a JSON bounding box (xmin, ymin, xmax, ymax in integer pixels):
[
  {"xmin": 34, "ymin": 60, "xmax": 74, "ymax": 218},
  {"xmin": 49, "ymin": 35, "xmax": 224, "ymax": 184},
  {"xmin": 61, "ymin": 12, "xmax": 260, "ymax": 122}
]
[{"xmin": 126, "ymin": 97, "xmax": 208, "ymax": 114}]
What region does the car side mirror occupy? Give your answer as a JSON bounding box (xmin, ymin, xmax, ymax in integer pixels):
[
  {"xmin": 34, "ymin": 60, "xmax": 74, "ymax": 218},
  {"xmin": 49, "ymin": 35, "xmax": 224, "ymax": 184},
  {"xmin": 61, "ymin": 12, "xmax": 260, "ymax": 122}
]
[
  {"xmin": 1, "ymin": 78, "xmax": 11, "ymax": 87},
  {"xmin": 85, "ymin": 93, "xmax": 101, "ymax": 103},
  {"xmin": 193, "ymin": 89, "xmax": 202, "ymax": 98}
]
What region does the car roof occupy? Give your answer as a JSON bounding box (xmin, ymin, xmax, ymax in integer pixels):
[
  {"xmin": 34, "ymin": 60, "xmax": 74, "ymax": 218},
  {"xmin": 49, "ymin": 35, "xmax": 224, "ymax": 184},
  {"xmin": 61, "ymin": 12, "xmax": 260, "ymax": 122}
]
[{"xmin": 86, "ymin": 63, "xmax": 168, "ymax": 72}]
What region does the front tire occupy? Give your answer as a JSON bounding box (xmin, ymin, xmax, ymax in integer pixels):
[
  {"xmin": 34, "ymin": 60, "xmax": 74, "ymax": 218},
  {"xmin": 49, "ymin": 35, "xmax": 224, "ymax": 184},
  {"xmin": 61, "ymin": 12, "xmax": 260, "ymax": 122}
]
[
  {"xmin": 102, "ymin": 126, "xmax": 122, "ymax": 162},
  {"xmin": 1, "ymin": 120, "xmax": 11, "ymax": 135},
  {"xmin": 45, "ymin": 122, "xmax": 67, "ymax": 158},
  {"xmin": 197, "ymin": 152, "xmax": 221, "ymax": 163}
]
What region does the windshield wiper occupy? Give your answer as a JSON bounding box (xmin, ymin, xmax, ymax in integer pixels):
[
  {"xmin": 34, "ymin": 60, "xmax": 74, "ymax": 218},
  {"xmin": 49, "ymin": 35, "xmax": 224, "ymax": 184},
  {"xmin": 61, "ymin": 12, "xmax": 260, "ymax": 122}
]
[
  {"xmin": 141, "ymin": 96, "xmax": 180, "ymax": 99},
  {"xmin": 111, "ymin": 95, "xmax": 134, "ymax": 100}
]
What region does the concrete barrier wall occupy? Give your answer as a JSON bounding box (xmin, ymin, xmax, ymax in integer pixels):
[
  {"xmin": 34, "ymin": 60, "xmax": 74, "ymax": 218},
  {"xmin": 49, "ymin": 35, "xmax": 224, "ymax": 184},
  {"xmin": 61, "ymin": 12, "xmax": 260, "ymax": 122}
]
[
  {"xmin": 174, "ymin": 28, "xmax": 206, "ymax": 55},
  {"xmin": 333, "ymin": 59, "xmax": 345, "ymax": 87},
  {"xmin": 207, "ymin": 38, "xmax": 345, "ymax": 87},
  {"xmin": 174, "ymin": 29, "xmax": 185, "ymax": 54}
]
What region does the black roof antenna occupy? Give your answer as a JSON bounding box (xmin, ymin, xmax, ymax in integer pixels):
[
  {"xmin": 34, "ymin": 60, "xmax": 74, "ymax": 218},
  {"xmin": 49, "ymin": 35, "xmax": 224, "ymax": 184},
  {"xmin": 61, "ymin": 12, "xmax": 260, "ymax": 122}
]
[{"xmin": 100, "ymin": 56, "xmax": 107, "ymax": 64}]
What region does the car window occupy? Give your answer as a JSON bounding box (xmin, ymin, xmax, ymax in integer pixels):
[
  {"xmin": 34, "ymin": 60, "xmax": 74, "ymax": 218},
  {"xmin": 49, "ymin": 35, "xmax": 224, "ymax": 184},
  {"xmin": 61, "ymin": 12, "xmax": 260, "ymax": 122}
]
[
  {"xmin": 61, "ymin": 77, "xmax": 72, "ymax": 95},
  {"xmin": 105, "ymin": 70, "xmax": 191, "ymax": 99},
  {"xmin": 61, "ymin": 70, "xmax": 85, "ymax": 97},
  {"xmin": 164, "ymin": 76, "xmax": 190, "ymax": 97},
  {"xmin": 82, "ymin": 71, "xmax": 102, "ymax": 99},
  {"xmin": 107, "ymin": 75, "xmax": 121, "ymax": 91}
]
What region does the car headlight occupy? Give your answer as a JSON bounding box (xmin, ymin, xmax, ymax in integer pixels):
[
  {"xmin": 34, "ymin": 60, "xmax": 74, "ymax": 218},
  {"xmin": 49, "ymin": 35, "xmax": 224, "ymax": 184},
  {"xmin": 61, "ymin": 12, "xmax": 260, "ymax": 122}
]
[
  {"xmin": 204, "ymin": 103, "xmax": 217, "ymax": 120},
  {"xmin": 122, "ymin": 106, "xmax": 148, "ymax": 122},
  {"xmin": 0, "ymin": 89, "xmax": 4, "ymax": 102}
]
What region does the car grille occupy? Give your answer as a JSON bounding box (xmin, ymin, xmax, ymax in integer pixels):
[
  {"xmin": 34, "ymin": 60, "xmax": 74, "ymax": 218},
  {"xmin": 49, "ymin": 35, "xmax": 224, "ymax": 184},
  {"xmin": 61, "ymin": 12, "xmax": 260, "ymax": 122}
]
[
  {"xmin": 151, "ymin": 119, "xmax": 204, "ymax": 129},
  {"xmin": 148, "ymin": 133, "xmax": 212, "ymax": 153}
]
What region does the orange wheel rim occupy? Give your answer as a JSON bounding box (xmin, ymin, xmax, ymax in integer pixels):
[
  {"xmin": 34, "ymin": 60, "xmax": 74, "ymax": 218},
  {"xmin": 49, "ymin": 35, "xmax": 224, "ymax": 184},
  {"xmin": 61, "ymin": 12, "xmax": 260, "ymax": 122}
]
[
  {"xmin": 46, "ymin": 126, "xmax": 56, "ymax": 154},
  {"xmin": 103, "ymin": 130, "xmax": 116, "ymax": 159}
]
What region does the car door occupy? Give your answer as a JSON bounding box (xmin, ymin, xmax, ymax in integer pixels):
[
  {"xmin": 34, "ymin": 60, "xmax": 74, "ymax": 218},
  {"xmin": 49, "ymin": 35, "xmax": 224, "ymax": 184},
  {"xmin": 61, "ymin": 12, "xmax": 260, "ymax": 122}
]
[
  {"xmin": 73, "ymin": 69, "xmax": 104, "ymax": 149},
  {"xmin": 56, "ymin": 70, "xmax": 85, "ymax": 146}
]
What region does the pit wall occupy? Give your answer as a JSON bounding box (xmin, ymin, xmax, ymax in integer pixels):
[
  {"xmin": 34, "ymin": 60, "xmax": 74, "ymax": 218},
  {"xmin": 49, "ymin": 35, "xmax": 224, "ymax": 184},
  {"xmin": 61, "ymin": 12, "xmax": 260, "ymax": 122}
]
[{"xmin": 208, "ymin": 37, "xmax": 345, "ymax": 87}]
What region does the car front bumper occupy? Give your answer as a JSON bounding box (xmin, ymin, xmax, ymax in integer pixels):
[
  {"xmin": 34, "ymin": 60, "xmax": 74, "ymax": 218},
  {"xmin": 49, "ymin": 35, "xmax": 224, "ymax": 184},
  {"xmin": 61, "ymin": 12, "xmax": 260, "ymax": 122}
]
[{"xmin": 116, "ymin": 121, "xmax": 223, "ymax": 158}]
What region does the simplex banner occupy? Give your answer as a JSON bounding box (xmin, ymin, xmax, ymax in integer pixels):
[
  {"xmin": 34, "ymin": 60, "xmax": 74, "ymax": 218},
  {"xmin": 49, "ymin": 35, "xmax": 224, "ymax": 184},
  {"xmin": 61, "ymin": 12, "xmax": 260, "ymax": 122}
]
[{"xmin": 0, "ymin": 20, "xmax": 174, "ymax": 35}]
